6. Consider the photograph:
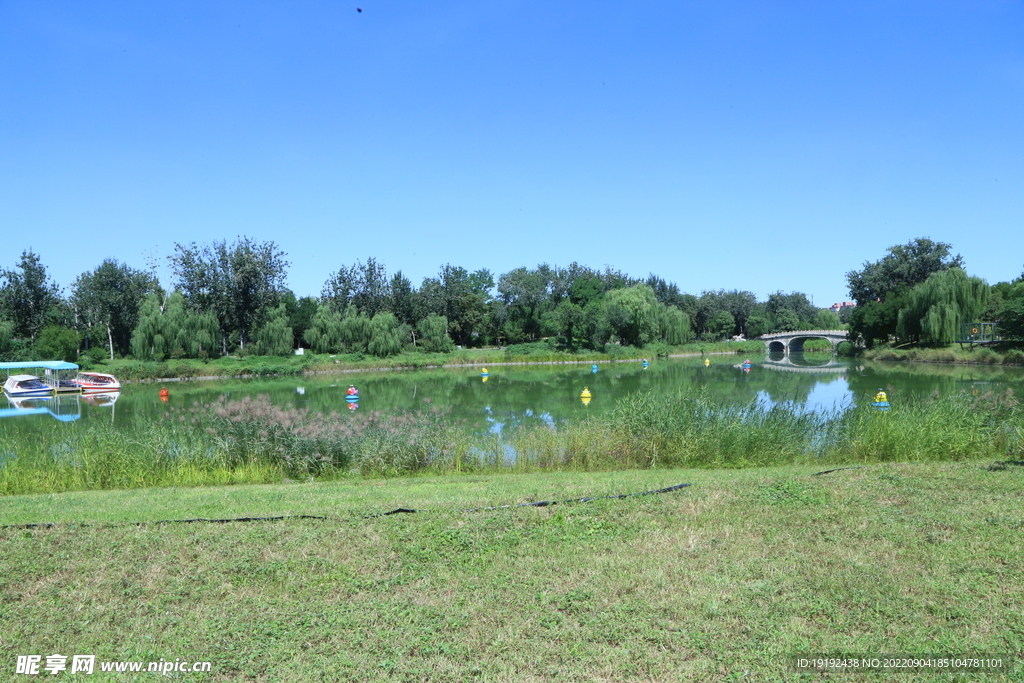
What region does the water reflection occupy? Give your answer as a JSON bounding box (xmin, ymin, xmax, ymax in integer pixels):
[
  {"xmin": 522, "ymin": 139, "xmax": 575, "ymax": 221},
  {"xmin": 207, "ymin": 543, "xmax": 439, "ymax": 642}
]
[
  {"xmin": 3, "ymin": 356, "xmax": 1024, "ymax": 441},
  {"xmin": 1, "ymin": 393, "xmax": 83, "ymax": 422}
]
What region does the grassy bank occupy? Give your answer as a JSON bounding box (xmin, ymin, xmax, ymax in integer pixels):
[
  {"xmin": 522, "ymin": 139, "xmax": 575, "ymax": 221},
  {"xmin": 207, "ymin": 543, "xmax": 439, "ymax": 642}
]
[
  {"xmin": 862, "ymin": 343, "xmax": 1024, "ymax": 366},
  {"xmin": 2, "ymin": 462, "xmax": 1021, "ymax": 681},
  {"xmin": 79, "ymin": 341, "xmax": 767, "ymax": 382},
  {"xmin": 2, "ymin": 389, "xmax": 1021, "ymax": 495}
]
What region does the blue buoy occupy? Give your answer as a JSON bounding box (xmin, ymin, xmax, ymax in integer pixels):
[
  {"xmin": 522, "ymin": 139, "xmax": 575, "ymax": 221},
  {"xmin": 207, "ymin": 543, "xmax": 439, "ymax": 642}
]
[{"xmin": 592, "ymin": 364, "xmax": 599, "ymax": 373}]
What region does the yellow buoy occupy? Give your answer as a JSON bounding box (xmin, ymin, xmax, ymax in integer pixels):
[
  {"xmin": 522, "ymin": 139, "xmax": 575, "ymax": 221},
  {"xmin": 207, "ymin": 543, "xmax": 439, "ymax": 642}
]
[{"xmin": 704, "ymin": 358, "xmax": 710, "ymax": 367}]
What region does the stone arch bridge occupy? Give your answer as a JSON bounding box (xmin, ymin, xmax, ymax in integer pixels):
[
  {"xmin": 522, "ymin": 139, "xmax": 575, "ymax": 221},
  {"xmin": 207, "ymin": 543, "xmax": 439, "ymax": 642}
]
[{"xmin": 757, "ymin": 330, "xmax": 848, "ymax": 354}]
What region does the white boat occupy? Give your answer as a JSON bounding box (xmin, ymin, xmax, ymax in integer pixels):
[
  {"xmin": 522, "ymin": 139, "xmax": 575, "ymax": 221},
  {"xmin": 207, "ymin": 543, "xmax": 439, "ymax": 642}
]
[
  {"xmin": 3, "ymin": 375, "xmax": 55, "ymax": 397},
  {"xmin": 72, "ymin": 372, "xmax": 121, "ymax": 393}
]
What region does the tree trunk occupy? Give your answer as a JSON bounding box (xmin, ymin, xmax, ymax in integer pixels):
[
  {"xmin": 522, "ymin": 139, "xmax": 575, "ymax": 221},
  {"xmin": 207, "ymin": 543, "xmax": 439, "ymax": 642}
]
[{"xmin": 106, "ymin": 322, "xmax": 115, "ymax": 361}]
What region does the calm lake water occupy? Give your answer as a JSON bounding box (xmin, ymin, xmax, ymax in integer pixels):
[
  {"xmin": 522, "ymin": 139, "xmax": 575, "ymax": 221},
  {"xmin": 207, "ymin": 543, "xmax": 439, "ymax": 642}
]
[{"xmin": 3, "ymin": 353, "xmax": 1023, "ymax": 440}]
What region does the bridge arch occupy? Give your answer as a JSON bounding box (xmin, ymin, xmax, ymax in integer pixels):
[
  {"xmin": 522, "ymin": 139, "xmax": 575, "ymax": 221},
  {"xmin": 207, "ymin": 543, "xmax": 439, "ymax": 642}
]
[{"xmin": 757, "ymin": 330, "xmax": 848, "ymax": 355}]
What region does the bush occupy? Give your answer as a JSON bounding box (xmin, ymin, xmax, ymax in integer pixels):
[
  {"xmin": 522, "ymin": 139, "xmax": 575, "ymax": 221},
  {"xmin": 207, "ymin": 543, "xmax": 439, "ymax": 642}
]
[
  {"xmin": 973, "ymin": 347, "xmax": 999, "ymax": 364},
  {"xmin": 504, "ymin": 342, "xmax": 555, "ymax": 357},
  {"xmin": 1001, "ymin": 349, "xmax": 1024, "ymax": 365}
]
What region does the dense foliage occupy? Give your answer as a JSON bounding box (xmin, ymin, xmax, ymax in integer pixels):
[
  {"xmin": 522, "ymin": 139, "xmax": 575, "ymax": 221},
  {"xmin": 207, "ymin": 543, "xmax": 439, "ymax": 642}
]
[
  {"xmin": 2, "ymin": 235, "xmax": 1019, "ymax": 363},
  {"xmin": 846, "ymin": 238, "xmax": 1022, "ymax": 347}
]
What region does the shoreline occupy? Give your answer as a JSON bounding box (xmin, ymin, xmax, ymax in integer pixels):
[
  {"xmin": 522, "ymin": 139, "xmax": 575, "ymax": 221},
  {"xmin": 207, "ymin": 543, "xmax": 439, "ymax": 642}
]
[{"xmin": 124, "ymin": 351, "xmax": 737, "ymax": 384}]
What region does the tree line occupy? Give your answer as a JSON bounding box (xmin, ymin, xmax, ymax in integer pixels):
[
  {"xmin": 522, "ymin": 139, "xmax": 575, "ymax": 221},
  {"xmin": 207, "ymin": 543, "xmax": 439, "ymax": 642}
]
[
  {"xmin": 845, "ymin": 237, "xmax": 1024, "ymax": 347},
  {"xmin": 6, "ymin": 235, "xmax": 1015, "ymax": 363}
]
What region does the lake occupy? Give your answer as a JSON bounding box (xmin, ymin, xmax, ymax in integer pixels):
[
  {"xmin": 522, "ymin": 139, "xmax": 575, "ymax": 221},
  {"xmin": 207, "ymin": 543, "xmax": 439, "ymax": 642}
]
[{"xmin": 2, "ymin": 353, "xmax": 1022, "ymax": 442}]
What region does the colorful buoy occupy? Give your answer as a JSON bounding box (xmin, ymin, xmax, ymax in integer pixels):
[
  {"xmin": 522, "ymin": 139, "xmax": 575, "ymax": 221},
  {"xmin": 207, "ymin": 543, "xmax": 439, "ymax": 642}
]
[
  {"xmin": 580, "ymin": 387, "xmax": 592, "ymax": 406},
  {"xmin": 592, "ymin": 364, "xmax": 599, "ymax": 373},
  {"xmin": 704, "ymin": 358, "xmax": 710, "ymax": 367},
  {"xmin": 872, "ymin": 389, "xmax": 890, "ymax": 411}
]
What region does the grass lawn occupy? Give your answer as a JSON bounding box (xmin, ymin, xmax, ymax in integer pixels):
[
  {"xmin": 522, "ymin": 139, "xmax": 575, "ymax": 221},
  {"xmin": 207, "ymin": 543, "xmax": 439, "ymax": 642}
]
[{"xmin": 1, "ymin": 462, "xmax": 1022, "ymax": 682}]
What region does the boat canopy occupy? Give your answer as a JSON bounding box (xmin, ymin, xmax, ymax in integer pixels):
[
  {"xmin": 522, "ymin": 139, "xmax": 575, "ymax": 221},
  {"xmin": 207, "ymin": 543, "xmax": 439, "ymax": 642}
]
[{"xmin": 0, "ymin": 361, "xmax": 79, "ymax": 372}]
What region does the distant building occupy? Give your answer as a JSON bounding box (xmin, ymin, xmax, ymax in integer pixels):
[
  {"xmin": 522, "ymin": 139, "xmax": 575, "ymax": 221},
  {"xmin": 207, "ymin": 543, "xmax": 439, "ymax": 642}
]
[{"xmin": 829, "ymin": 301, "xmax": 856, "ymax": 314}]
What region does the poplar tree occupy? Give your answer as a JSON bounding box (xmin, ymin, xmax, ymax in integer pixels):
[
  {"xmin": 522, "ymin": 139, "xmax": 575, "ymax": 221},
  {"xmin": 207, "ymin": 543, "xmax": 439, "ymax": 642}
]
[{"xmin": 0, "ymin": 250, "xmax": 62, "ymax": 343}]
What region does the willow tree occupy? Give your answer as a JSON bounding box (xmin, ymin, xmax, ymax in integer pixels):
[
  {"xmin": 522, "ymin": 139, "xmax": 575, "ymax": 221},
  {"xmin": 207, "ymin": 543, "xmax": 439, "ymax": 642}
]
[
  {"xmin": 896, "ymin": 268, "xmax": 989, "ymax": 344},
  {"xmin": 254, "ymin": 304, "xmax": 294, "ymax": 356},
  {"xmin": 366, "ymin": 312, "xmax": 406, "ymax": 357},
  {"xmin": 654, "ymin": 304, "xmax": 693, "ymax": 346},
  {"xmin": 130, "ymin": 292, "xmax": 220, "ymax": 360},
  {"xmin": 303, "ymin": 306, "xmax": 344, "ymax": 354}
]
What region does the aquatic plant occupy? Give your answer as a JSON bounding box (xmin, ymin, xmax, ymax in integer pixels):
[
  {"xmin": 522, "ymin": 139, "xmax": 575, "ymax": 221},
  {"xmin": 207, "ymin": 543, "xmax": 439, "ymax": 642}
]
[{"xmin": 1, "ymin": 387, "xmax": 1021, "ymax": 494}]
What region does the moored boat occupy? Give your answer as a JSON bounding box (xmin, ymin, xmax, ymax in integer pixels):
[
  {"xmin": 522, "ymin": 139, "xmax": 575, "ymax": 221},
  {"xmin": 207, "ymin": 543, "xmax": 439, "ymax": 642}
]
[
  {"xmin": 72, "ymin": 372, "xmax": 121, "ymax": 392},
  {"xmin": 3, "ymin": 375, "xmax": 56, "ymax": 397}
]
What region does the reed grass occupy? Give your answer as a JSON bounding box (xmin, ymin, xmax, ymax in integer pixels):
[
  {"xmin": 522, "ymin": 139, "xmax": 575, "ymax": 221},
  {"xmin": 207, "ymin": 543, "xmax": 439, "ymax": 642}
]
[{"xmin": 3, "ymin": 387, "xmax": 1020, "ymax": 495}]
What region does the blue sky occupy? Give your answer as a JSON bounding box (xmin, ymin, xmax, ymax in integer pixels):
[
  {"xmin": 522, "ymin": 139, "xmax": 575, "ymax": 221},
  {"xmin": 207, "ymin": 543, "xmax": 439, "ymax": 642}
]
[{"xmin": 2, "ymin": 1, "xmax": 1021, "ymax": 306}]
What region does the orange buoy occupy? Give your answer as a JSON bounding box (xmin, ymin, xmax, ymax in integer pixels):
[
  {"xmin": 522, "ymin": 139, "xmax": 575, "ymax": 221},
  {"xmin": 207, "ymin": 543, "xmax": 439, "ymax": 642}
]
[{"xmin": 159, "ymin": 387, "xmax": 169, "ymax": 398}]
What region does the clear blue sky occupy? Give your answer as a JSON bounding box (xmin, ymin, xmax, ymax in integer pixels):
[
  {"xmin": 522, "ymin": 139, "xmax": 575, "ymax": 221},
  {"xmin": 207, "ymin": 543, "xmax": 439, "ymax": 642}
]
[{"xmin": 2, "ymin": 1, "xmax": 1021, "ymax": 306}]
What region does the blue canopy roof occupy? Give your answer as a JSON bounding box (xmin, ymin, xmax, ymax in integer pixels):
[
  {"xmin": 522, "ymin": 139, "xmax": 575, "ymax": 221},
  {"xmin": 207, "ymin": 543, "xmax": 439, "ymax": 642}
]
[{"xmin": 0, "ymin": 361, "xmax": 79, "ymax": 371}]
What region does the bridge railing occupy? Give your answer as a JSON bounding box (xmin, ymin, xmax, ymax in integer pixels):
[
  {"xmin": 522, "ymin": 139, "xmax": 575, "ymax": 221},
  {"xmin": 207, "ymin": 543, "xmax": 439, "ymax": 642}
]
[{"xmin": 757, "ymin": 330, "xmax": 848, "ymax": 339}]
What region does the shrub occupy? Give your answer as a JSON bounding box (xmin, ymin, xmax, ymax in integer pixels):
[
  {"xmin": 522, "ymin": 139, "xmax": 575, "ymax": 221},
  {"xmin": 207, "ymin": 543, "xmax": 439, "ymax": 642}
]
[{"xmin": 1001, "ymin": 349, "xmax": 1024, "ymax": 366}]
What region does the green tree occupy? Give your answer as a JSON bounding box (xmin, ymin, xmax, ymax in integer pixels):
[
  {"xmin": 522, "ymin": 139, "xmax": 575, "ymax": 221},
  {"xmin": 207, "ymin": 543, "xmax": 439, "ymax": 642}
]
[
  {"xmin": 997, "ymin": 283, "xmax": 1024, "ymax": 340},
  {"xmin": 605, "ymin": 285, "xmax": 659, "ymax": 347},
  {"xmin": 0, "ymin": 318, "xmax": 15, "ymax": 360},
  {"xmin": 720, "ymin": 290, "xmax": 757, "ymax": 336},
  {"xmin": 338, "ymin": 306, "xmax": 370, "ymax": 353},
  {"xmin": 814, "ymin": 309, "xmax": 843, "ymax": 330},
  {"xmin": 254, "ymin": 304, "xmax": 294, "ymax": 356},
  {"xmin": 71, "ymin": 259, "xmax": 158, "ymax": 360},
  {"xmin": 846, "ymin": 290, "xmax": 910, "ymax": 347},
  {"xmin": 440, "ymin": 265, "xmax": 492, "ymax": 346},
  {"xmin": 765, "ymin": 291, "xmax": 817, "ymax": 332},
  {"xmin": 656, "ymin": 305, "xmax": 693, "ymax": 345},
  {"xmin": 708, "ymin": 310, "xmax": 736, "ymax": 338},
  {"xmin": 498, "ymin": 266, "xmax": 551, "ymax": 342},
  {"xmin": 170, "ymin": 237, "xmax": 289, "ymax": 353},
  {"xmin": 367, "ymin": 312, "xmax": 406, "ymax": 357},
  {"xmin": 35, "ymin": 325, "xmax": 80, "ymax": 362},
  {"xmin": 550, "ymin": 299, "xmax": 585, "ymax": 349},
  {"xmin": 417, "ymin": 314, "xmax": 454, "ymax": 353},
  {"xmin": 130, "ymin": 291, "xmax": 221, "ymax": 360},
  {"xmin": 389, "ymin": 271, "xmax": 417, "ymax": 325},
  {"xmin": 896, "ymin": 268, "xmax": 989, "ymax": 344},
  {"xmin": 281, "ymin": 292, "xmax": 318, "ymax": 350},
  {"xmin": 304, "ymin": 305, "xmax": 344, "ymax": 354},
  {"xmin": 130, "ymin": 292, "xmax": 167, "ymax": 360},
  {"xmin": 847, "ymin": 237, "xmax": 963, "ymax": 305},
  {"xmin": 745, "ymin": 311, "xmax": 771, "ymax": 338},
  {"xmin": 0, "ymin": 250, "xmax": 62, "ymax": 343}
]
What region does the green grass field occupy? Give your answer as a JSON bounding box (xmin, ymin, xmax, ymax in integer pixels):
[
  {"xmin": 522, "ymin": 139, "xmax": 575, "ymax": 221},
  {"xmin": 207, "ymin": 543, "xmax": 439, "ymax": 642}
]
[{"xmin": 2, "ymin": 462, "xmax": 1021, "ymax": 681}]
